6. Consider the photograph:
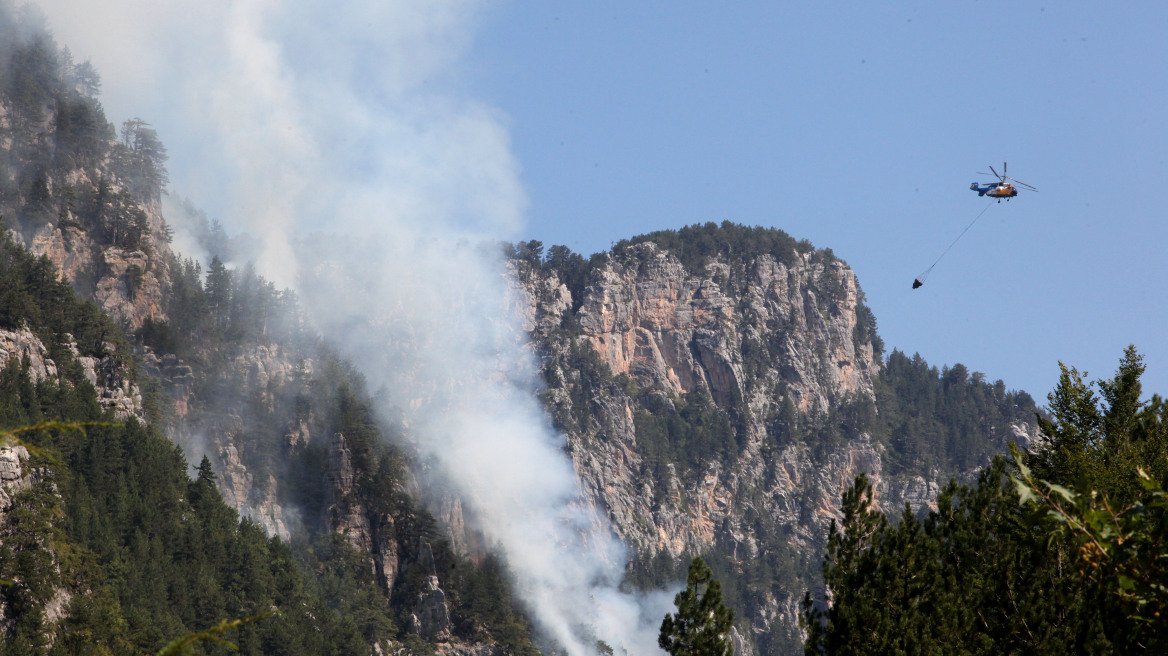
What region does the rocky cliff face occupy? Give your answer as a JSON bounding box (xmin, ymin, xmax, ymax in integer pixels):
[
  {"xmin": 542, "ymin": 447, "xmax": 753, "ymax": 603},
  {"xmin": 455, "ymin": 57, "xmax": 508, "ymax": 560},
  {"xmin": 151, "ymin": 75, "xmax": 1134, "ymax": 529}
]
[
  {"xmin": 574, "ymin": 244, "xmax": 876, "ymax": 414},
  {"xmin": 526, "ymin": 243, "xmax": 888, "ymax": 549},
  {"xmin": 0, "ymin": 327, "xmax": 143, "ymax": 421},
  {"xmin": 1, "ymin": 82, "xmax": 173, "ymax": 334},
  {"xmin": 0, "ymin": 36, "xmax": 1042, "ymax": 653},
  {"xmin": 0, "ymin": 328, "xmax": 62, "ymax": 383},
  {"xmin": 0, "ymin": 445, "xmax": 38, "ymax": 522},
  {"xmin": 166, "ymin": 344, "xmax": 308, "ymax": 542},
  {"xmin": 516, "ymin": 239, "xmax": 1040, "ymax": 654},
  {"xmin": 325, "ymin": 431, "xmax": 401, "ymax": 591},
  {"xmin": 26, "ymin": 215, "xmax": 171, "ymax": 332},
  {"xmin": 0, "ymin": 23, "xmax": 521, "ymax": 654}
]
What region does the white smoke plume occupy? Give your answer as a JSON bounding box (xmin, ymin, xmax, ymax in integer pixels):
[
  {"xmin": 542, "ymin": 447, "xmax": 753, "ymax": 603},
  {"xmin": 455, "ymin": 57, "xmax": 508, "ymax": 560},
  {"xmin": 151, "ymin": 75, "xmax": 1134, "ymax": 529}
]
[{"xmin": 37, "ymin": 1, "xmax": 673, "ymax": 653}]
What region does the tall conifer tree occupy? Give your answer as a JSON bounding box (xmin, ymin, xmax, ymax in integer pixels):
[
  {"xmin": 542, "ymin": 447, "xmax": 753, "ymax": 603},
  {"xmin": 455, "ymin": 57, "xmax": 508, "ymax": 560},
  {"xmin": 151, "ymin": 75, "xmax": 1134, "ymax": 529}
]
[{"xmin": 659, "ymin": 557, "xmax": 735, "ymax": 656}]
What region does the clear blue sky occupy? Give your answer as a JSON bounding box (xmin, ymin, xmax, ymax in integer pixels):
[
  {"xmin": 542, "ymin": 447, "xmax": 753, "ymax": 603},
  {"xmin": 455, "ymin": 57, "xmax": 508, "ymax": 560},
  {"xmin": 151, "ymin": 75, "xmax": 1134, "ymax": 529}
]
[
  {"xmin": 39, "ymin": 0, "xmax": 1168, "ymax": 404},
  {"xmin": 468, "ymin": 1, "xmax": 1168, "ymax": 402}
]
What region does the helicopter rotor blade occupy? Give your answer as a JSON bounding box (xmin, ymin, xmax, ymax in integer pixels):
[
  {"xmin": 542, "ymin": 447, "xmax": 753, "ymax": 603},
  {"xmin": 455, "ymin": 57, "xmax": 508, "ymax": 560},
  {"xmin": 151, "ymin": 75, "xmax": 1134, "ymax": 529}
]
[
  {"xmin": 1003, "ymin": 161, "xmax": 1007, "ymax": 176},
  {"xmin": 1011, "ymin": 180, "xmax": 1037, "ymax": 191},
  {"xmin": 988, "ymin": 165, "xmax": 1001, "ymax": 180}
]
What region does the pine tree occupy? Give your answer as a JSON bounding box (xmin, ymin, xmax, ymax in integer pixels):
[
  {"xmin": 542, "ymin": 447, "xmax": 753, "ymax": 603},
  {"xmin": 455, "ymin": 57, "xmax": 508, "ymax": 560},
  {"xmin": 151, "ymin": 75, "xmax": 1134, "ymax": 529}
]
[
  {"xmin": 804, "ymin": 348, "xmax": 1168, "ymax": 654},
  {"xmin": 659, "ymin": 557, "xmax": 735, "ymax": 656}
]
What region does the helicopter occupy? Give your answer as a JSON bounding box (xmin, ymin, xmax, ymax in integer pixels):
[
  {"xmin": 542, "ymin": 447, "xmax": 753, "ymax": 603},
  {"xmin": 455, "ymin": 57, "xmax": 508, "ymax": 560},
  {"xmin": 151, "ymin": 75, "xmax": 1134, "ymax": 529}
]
[{"xmin": 970, "ymin": 162, "xmax": 1036, "ymax": 202}]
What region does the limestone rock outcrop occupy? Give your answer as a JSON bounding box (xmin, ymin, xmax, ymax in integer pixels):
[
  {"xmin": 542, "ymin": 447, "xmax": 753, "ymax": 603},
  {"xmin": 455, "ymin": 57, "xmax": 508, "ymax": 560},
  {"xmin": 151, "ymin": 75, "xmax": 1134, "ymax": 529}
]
[
  {"xmin": 513, "ymin": 241, "xmax": 1039, "ymax": 654},
  {"xmin": 411, "ymin": 575, "xmax": 451, "ymax": 640},
  {"xmin": 575, "ymin": 243, "xmax": 877, "ymax": 414},
  {"xmin": 0, "ymin": 328, "xmax": 143, "ymax": 421},
  {"xmin": 0, "ymin": 329, "xmax": 59, "ymax": 382},
  {"xmin": 324, "ymin": 432, "xmax": 400, "ymax": 591},
  {"xmin": 0, "ymin": 446, "xmax": 35, "ymax": 521},
  {"xmin": 524, "ymin": 244, "xmax": 888, "ymax": 553},
  {"xmin": 408, "ymin": 542, "xmax": 451, "ymax": 640},
  {"xmin": 0, "ymin": 445, "xmax": 70, "ymax": 644},
  {"xmin": 21, "ymin": 188, "xmax": 171, "ymax": 333}
]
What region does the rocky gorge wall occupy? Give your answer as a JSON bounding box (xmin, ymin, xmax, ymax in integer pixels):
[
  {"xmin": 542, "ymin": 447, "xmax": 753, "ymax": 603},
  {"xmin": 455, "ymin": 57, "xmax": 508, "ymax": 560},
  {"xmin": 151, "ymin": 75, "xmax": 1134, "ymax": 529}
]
[
  {"xmin": 520, "ymin": 243, "xmax": 892, "ymax": 550},
  {"xmin": 514, "ymin": 239, "xmax": 1040, "ymax": 654}
]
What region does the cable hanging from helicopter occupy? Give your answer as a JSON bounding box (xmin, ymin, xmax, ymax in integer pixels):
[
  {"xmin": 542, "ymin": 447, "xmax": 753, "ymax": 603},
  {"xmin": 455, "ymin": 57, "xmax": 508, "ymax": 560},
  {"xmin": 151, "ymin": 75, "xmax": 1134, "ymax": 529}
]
[{"xmin": 913, "ymin": 163, "xmax": 1036, "ymax": 289}]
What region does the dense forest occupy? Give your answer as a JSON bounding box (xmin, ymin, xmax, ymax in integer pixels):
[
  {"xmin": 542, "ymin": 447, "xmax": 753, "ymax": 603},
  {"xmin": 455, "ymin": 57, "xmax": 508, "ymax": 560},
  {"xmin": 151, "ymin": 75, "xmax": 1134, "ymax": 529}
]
[
  {"xmin": 138, "ymin": 246, "xmax": 542, "ymax": 654},
  {"xmin": 0, "ymin": 228, "xmax": 382, "ymax": 653},
  {"xmin": 0, "ymin": 227, "xmax": 541, "ymax": 654},
  {"xmin": 0, "ymin": 5, "xmax": 539, "ymax": 652},
  {"xmin": 804, "ymin": 347, "xmax": 1168, "ymax": 654}
]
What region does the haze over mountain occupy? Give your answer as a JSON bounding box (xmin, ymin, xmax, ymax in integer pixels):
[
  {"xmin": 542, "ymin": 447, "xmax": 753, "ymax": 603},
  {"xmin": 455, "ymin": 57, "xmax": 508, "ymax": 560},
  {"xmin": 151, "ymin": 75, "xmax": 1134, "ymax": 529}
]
[
  {"xmin": 36, "ymin": 1, "xmax": 1168, "ymax": 401},
  {"xmin": 3, "ymin": 2, "xmax": 1162, "ymax": 655}
]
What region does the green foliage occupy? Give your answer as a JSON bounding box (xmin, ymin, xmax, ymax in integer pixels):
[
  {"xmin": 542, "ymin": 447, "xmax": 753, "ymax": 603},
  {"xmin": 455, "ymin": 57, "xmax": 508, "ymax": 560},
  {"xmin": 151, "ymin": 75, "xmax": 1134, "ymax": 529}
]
[
  {"xmin": 134, "ymin": 240, "xmax": 539, "ymax": 652},
  {"xmin": 804, "ymin": 347, "xmax": 1168, "ymax": 654},
  {"xmin": 541, "ymin": 335, "xmax": 619, "ymax": 435},
  {"xmin": 0, "ymin": 9, "xmax": 543, "ymax": 651},
  {"xmin": 52, "ymin": 93, "xmax": 111, "ymax": 169},
  {"xmin": 1009, "ymin": 346, "xmax": 1168, "ymax": 640},
  {"xmin": 1013, "ymin": 449, "xmax": 1168, "ymax": 635},
  {"xmin": 5, "ymin": 33, "xmax": 58, "ymax": 126},
  {"xmin": 615, "ymin": 221, "xmax": 810, "ymax": 274},
  {"xmin": 0, "ymin": 229, "xmax": 127, "ymax": 362},
  {"xmin": 659, "ymin": 557, "xmax": 735, "ymax": 656},
  {"xmin": 503, "ymin": 240, "xmax": 607, "ymax": 313},
  {"xmin": 526, "ymin": 228, "xmax": 1035, "ymax": 655},
  {"xmin": 513, "ymin": 223, "xmax": 844, "ymax": 321},
  {"xmin": 0, "ymin": 9, "xmax": 118, "ymax": 238},
  {"xmin": 0, "ymin": 480, "xmax": 65, "ymax": 653},
  {"xmin": 871, "ymin": 349, "xmax": 1038, "ymax": 475},
  {"xmin": 635, "ymin": 387, "xmax": 737, "ymax": 491},
  {"xmin": 154, "ymin": 610, "xmax": 278, "ymax": 656},
  {"xmin": 1030, "ymin": 346, "xmax": 1168, "ymax": 504},
  {"xmin": 775, "ymin": 394, "xmax": 876, "ymax": 462},
  {"xmin": 852, "ymin": 302, "xmax": 883, "ymax": 357},
  {"xmin": 74, "ymin": 178, "xmax": 151, "ymax": 250},
  {"xmin": 138, "ymin": 251, "xmax": 306, "ymax": 361},
  {"xmin": 444, "ymin": 553, "xmax": 540, "ymax": 656},
  {"xmin": 0, "ymin": 411, "xmax": 395, "ymax": 654},
  {"xmin": 116, "ymin": 118, "xmax": 169, "ymax": 203},
  {"xmin": 803, "ymin": 460, "xmax": 1120, "ymax": 654}
]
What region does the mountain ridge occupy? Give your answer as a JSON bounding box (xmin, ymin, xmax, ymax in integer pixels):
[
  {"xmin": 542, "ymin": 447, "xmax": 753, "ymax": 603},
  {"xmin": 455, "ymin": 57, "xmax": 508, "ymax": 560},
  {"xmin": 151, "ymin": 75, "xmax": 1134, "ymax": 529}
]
[
  {"xmin": 513, "ymin": 227, "xmax": 1039, "ymax": 653},
  {"xmin": 0, "ymin": 6, "xmax": 1043, "ymax": 653}
]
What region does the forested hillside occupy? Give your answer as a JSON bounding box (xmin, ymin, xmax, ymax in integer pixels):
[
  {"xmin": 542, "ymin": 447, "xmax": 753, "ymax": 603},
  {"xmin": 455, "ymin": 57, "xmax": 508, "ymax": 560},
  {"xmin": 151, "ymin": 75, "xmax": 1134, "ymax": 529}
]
[
  {"xmin": 0, "ymin": 5, "xmax": 537, "ymax": 653},
  {"xmin": 0, "ymin": 231, "xmax": 391, "ymax": 653},
  {"xmin": 0, "ymin": 3, "xmax": 1073, "ymax": 655}
]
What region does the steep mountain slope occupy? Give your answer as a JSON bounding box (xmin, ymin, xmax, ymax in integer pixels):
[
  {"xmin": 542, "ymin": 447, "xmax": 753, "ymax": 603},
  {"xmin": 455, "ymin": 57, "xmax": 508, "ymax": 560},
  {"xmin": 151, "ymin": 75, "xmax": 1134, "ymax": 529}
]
[
  {"xmin": 513, "ymin": 226, "xmax": 1040, "ymax": 653},
  {"xmin": 0, "ymin": 6, "xmax": 1044, "ymax": 655},
  {"xmin": 0, "ymin": 7, "xmax": 538, "ymax": 654},
  {"xmin": 0, "ymin": 229, "xmax": 402, "ymax": 653}
]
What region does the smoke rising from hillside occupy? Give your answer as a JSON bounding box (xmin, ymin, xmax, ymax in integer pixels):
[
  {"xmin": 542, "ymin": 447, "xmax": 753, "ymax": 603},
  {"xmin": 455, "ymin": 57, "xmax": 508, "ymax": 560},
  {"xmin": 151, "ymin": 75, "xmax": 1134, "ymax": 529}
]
[{"xmin": 38, "ymin": 1, "xmax": 671, "ymax": 653}]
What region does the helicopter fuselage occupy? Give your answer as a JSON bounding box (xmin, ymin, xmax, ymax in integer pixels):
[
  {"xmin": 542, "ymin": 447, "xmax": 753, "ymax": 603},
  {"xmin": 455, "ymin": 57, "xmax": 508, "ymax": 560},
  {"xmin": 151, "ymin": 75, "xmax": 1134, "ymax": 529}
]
[{"xmin": 970, "ymin": 182, "xmax": 1017, "ymax": 199}]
